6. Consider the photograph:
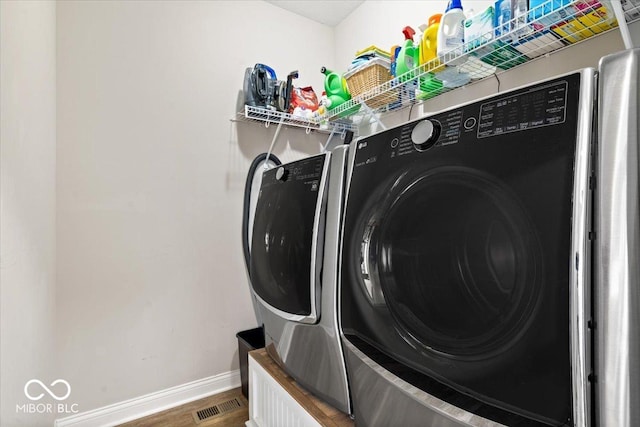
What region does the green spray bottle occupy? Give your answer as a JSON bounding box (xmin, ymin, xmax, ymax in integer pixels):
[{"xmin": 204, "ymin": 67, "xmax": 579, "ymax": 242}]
[{"xmin": 395, "ymin": 26, "xmax": 419, "ymax": 82}]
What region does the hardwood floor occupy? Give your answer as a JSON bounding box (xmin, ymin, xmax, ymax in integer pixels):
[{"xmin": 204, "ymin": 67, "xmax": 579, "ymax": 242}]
[{"xmin": 117, "ymin": 388, "xmax": 248, "ymax": 427}]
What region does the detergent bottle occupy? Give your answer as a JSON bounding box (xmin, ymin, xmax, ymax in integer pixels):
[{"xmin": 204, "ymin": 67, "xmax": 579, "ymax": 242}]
[
  {"xmin": 395, "ymin": 26, "xmax": 419, "ymax": 82},
  {"xmin": 320, "ymin": 66, "xmax": 350, "ymax": 110},
  {"xmin": 419, "ymin": 14, "xmax": 442, "ymax": 69},
  {"xmin": 438, "ymin": 0, "xmax": 466, "ymax": 64}
]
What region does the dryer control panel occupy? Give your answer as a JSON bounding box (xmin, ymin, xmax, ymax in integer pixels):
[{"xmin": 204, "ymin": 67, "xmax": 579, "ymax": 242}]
[{"xmin": 262, "ymin": 153, "xmax": 326, "ymax": 193}]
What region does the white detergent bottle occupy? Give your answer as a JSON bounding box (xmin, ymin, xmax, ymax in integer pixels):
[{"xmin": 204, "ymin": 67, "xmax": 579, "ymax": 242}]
[{"xmin": 437, "ymin": 0, "xmax": 466, "ymax": 65}]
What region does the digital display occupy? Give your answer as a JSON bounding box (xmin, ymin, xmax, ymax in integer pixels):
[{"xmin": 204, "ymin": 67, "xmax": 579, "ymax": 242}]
[{"xmin": 477, "ymin": 81, "xmax": 568, "ymax": 138}]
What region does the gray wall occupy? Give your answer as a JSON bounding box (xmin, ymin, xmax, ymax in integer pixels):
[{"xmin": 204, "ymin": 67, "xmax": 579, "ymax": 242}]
[
  {"xmin": 55, "ymin": 0, "xmax": 332, "ymax": 415},
  {"xmin": 1, "ymin": 1, "xmax": 57, "ymax": 426}
]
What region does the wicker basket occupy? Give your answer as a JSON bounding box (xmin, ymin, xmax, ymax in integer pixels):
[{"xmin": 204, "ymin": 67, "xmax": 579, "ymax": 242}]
[{"xmin": 344, "ymin": 59, "xmax": 397, "ymax": 109}]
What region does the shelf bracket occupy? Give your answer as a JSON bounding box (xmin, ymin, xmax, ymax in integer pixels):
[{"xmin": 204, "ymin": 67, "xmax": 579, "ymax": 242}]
[
  {"xmin": 265, "ymin": 116, "xmax": 285, "ymax": 170},
  {"xmin": 322, "ymin": 127, "xmax": 337, "ymax": 153},
  {"xmin": 611, "ymin": 0, "xmax": 635, "ymax": 50},
  {"xmin": 361, "ymin": 102, "xmax": 387, "ymax": 131}
]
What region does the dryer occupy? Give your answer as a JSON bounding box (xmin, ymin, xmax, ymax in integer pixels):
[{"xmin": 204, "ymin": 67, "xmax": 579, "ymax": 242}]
[
  {"xmin": 249, "ymin": 146, "xmax": 351, "ymax": 414},
  {"xmin": 339, "ymin": 50, "xmax": 640, "ymax": 427}
]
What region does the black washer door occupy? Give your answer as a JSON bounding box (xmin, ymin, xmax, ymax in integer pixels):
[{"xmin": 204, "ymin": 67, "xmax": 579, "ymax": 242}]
[
  {"xmin": 371, "ymin": 166, "xmax": 542, "ymax": 359},
  {"xmin": 250, "ymin": 154, "xmax": 327, "ymax": 321}
]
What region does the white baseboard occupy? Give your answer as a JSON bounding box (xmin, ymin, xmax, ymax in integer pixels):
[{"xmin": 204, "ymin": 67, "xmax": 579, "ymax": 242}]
[{"xmin": 54, "ymin": 370, "xmax": 240, "ymax": 427}]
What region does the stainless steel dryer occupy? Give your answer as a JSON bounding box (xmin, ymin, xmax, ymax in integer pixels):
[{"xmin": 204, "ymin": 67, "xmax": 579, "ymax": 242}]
[
  {"xmin": 339, "ymin": 49, "xmax": 640, "ymax": 427},
  {"xmin": 249, "ymin": 146, "xmax": 351, "ymax": 414}
]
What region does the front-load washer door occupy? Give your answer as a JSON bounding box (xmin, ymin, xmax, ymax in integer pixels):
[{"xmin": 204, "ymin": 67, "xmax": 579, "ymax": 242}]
[
  {"xmin": 251, "ymin": 153, "xmax": 329, "ymax": 324},
  {"xmin": 341, "ymin": 72, "xmax": 594, "ymax": 426}
]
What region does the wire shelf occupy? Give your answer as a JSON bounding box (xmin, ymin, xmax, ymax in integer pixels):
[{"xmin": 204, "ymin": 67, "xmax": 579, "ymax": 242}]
[
  {"xmin": 622, "ymin": 0, "xmax": 640, "ymax": 22},
  {"xmin": 327, "ymin": 0, "xmax": 636, "ymax": 121},
  {"xmin": 239, "ymin": 105, "xmax": 358, "ymax": 136}
]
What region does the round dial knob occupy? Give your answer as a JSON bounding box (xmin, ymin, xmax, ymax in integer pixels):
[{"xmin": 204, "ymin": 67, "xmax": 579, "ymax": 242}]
[
  {"xmin": 275, "ymin": 166, "xmax": 287, "ymax": 181},
  {"xmin": 411, "ymin": 119, "xmax": 440, "ymax": 150}
]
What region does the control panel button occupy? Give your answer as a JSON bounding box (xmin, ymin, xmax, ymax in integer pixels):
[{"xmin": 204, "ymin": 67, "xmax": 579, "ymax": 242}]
[
  {"xmin": 391, "ymin": 138, "xmax": 399, "ymax": 148},
  {"xmin": 275, "ymin": 167, "xmax": 288, "ymax": 181},
  {"xmin": 411, "ymin": 119, "xmax": 440, "ymax": 150},
  {"xmin": 464, "ymin": 117, "xmax": 477, "ymax": 130}
]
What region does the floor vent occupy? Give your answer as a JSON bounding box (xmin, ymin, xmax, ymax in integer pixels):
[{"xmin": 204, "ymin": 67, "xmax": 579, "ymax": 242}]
[{"xmin": 193, "ymin": 397, "xmax": 244, "ymax": 423}]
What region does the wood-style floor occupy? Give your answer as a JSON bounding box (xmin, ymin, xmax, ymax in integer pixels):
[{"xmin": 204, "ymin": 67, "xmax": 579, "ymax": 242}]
[{"xmin": 117, "ymin": 388, "xmax": 248, "ymax": 427}]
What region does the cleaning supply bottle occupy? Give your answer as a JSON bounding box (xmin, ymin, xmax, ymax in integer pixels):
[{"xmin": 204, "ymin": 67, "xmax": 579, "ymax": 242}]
[
  {"xmin": 513, "ymin": 0, "xmax": 531, "ymax": 40},
  {"xmin": 495, "ymin": 0, "xmax": 513, "ymax": 37},
  {"xmin": 320, "ymin": 66, "xmax": 350, "ymax": 110},
  {"xmin": 395, "ymin": 26, "xmax": 419, "ymax": 82},
  {"xmin": 419, "ymin": 14, "xmax": 442, "ymax": 68},
  {"xmin": 437, "ymin": 0, "xmax": 466, "ymax": 64}
]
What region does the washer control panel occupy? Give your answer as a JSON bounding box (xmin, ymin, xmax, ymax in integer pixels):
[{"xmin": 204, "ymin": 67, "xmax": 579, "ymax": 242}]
[
  {"xmin": 353, "ymin": 75, "xmax": 574, "ymax": 169},
  {"xmin": 411, "ymin": 119, "xmax": 441, "ymax": 151}
]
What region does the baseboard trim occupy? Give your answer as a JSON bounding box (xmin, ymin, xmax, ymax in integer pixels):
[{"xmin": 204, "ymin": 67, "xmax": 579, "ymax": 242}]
[{"xmin": 54, "ymin": 370, "xmax": 240, "ymax": 427}]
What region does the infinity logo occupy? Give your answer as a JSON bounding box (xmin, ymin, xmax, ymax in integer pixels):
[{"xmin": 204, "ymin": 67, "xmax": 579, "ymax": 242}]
[{"xmin": 24, "ymin": 379, "xmax": 71, "ymax": 401}]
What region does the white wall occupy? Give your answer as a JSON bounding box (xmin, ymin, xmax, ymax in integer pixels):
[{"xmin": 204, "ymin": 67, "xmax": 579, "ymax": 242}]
[
  {"xmin": 334, "ymin": 1, "xmax": 493, "ymax": 71},
  {"xmin": 55, "ymin": 0, "xmax": 334, "ymax": 414},
  {"xmin": 0, "ymin": 1, "xmax": 57, "ymax": 426}
]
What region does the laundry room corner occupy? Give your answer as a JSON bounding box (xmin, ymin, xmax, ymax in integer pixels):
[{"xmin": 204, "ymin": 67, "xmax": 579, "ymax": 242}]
[{"xmin": 0, "ymin": 1, "xmax": 338, "ymax": 426}]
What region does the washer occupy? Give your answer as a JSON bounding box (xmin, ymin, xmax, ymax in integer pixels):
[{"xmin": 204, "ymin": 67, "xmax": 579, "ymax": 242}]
[
  {"xmin": 249, "ymin": 146, "xmax": 351, "ymax": 414},
  {"xmin": 339, "ymin": 70, "xmax": 596, "ymax": 426}
]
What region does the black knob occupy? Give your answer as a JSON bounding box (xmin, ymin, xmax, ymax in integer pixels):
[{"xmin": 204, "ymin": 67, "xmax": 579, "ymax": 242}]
[{"xmin": 411, "ymin": 119, "xmax": 440, "ymax": 151}]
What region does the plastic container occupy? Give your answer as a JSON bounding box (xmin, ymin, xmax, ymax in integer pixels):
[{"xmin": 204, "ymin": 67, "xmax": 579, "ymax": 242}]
[
  {"xmin": 464, "ymin": 6, "xmax": 495, "ymax": 50},
  {"xmin": 529, "ymin": 0, "xmax": 573, "ymax": 20},
  {"xmin": 396, "ymin": 26, "xmax": 419, "ymax": 81},
  {"xmin": 438, "ymin": 0, "xmax": 466, "ymax": 62},
  {"xmin": 236, "ymin": 327, "xmax": 265, "ymax": 399},
  {"xmin": 419, "ymin": 14, "xmax": 442, "ymax": 67},
  {"xmin": 320, "ymin": 66, "xmax": 351, "ymax": 110},
  {"xmin": 417, "ymin": 73, "xmax": 444, "ymax": 100},
  {"xmin": 495, "ymin": 0, "xmax": 513, "ymax": 37},
  {"xmin": 513, "ymin": 0, "xmax": 530, "ymax": 35}
]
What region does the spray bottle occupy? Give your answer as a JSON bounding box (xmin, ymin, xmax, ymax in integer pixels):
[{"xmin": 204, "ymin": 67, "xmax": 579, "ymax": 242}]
[{"xmin": 395, "ymin": 26, "xmax": 419, "ymax": 82}]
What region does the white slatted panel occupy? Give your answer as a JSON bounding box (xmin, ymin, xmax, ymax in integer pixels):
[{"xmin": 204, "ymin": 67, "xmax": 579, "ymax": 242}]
[{"xmin": 247, "ymin": 356, "xmax": 321, "ymax": 427}]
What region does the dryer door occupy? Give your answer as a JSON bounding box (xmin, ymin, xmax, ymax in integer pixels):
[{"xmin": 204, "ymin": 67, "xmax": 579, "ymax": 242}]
[{"xmin": 250, "ymin": 153, "xmax": 329, "ymax": 324}]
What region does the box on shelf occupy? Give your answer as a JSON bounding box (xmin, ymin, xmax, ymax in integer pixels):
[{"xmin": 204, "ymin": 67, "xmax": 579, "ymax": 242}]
[
  {"xmin": 473, "ymin": 40, "xmax": 528, "ymax": 70},
  {"xmin": 344, "ymin": 58, "xmax": 397, "ymax": 109},
  {"xmin": 574, "ymin": 1, "xmax": 617, "ymax": 34},
  {"xmin": 464, "ymin": 6, "xmax": 495, "ymax": 51},
  {"xmin": 527, "ymin": 0, "xmax": 616, "ymax": 45},
  {"xmin": 529, "ymin": 0, "xmax": 573, "ymax": 20},
  {"xmin": 551, "ymin": 18, "xmax": 597, "ymax": 43}
]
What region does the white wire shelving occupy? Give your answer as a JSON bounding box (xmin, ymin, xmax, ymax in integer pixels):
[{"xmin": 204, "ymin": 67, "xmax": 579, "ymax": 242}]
[
  {"xmin": 326, "ymin": 0, "xmax": 640, "ymax": 121},
  {"xmin": 238, "ymin": 105, "xmax": 358, "ymax": 136},
  {"xmin": 236, "ymin": 0, "xmax": 639, "ymax": 133}
]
